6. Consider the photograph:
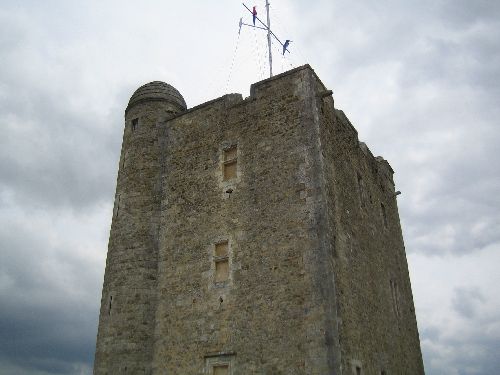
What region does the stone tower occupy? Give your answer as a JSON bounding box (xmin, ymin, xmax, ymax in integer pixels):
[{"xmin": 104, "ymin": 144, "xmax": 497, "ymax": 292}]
[
  {"xmin": 93, "ymin": 82, "xmax": 186, "ymax": 374},
  {"xmin": 94, "ymin": 65, "xmax": 425, "ymax": 374}
]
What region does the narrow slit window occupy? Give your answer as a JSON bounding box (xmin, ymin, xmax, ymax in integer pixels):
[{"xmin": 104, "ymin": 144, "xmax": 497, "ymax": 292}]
[
  {"xmin": 223, "ymin": 146, "xmax": 237, "ymax": 180},
  {"xmin": 131, "ymin": 118, "xmax": 138, "ymax": 131},
  {"xmin": 381, "ymin": 203, "xmax": 388, "ymax": 228},
  {"xmin": 108, "ymin": 295, "xmax": 113, "ymax": 315},
  {"xmin": 214, "ymin": 241, "xmax": 229, "ymax": 283},
  {"xmin": 115, "ymin": 195, "xmax": 120, "ymax": 218},
  {"xmin": 357, "ymin": 173, "xmax": 366, "ymax": 208},
  {"xmin": 390, "ymin": 279, "xmax": 401, "ymax": 318}
]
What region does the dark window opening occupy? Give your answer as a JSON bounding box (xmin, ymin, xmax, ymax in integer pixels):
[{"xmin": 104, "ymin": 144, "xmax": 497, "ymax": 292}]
[
  {"xmin": 356, "ymin": 366, "xmax": 362, "ymax": 375},
  {"xmin": 108, "ymin": 295, "xmax": 113, "ymax": 315},
  {"xmin": 131, "ymin": 118, "xmax": 138, "ymax": 131}
]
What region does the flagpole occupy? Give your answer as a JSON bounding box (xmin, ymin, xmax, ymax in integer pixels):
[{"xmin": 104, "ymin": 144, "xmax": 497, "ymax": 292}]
[{"xmin": 266, "ymin": 0, "xmax": 273, "ymax": 77}]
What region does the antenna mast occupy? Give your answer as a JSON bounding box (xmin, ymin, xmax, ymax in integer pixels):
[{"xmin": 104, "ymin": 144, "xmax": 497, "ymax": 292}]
[
  {"xmin": 240, "ymin": 2, "xmax": 292, "ymax": 78},
  {"xmin": 266, "ymin": 0, "xmax": 273, "ymax": 77}
]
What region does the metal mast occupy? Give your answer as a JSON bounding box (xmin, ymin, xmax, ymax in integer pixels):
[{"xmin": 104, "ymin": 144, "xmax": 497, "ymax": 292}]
[
  {"xmin": 266, "ymin": 0, "xmax": 273, "ymax": 77},
  {"xmin": 241, "ymin": 2, "xmax": 290, "ymax": 78}
]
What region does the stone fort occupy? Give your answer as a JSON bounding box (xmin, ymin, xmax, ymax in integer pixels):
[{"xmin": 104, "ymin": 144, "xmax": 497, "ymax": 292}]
[{"xmin": 94, "ymin": 65, "xmax": 424, "ymax": 374}]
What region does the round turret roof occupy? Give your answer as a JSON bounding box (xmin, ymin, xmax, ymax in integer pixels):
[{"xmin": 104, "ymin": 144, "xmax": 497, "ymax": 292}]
[{"xmin": 126, "ymin": 81, "xmax": 187, "ymax": 113}]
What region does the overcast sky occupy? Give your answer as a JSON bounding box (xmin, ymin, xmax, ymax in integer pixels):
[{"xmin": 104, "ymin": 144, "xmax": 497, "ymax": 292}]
[{"xmin": 0, "ymin": 1, "xmax": 499, "ymax": 374}]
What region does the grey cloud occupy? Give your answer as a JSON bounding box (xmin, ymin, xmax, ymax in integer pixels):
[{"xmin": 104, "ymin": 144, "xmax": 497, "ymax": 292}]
[
  {"xmin": 420, "ymin": 325, "xmax": 441, "ymax": 341},
  {"xmin": 0, "ymin": 74, "xmax": 123, "ymax": 211},
  {"xmin": 438, "ymin": 0, "xmax": 500, "ymax": 28},
  {"xmin": 420, "ymin": 284, "xmax": 500, "ymax": 374},
  {"xmin": 297, "ymin": 0, "xmax": 500, "ymax": 96},
  {"xmin": 0, "ymin": 213, "xmax": 102, "ymax": 374},
  {"xmin": 322, "ymin": 0, "xmax": 500, "ymax": 258},
  {"xmin": 400, "ymin": 30, "xmax": 500, "ymax": 95},
  {"xmin": 398, "ymin": 126, "xmax": 500, "ymax": 256},
  {"xmin": 0, "ymin": 5, "xmax": 128, "ymax": 212},
  {"xmin": 422, "ymin": 332, "xmax": 500, "ymax": 375},
  {"xmin": 0, "ymin": 307, "xmax": 96, "ymax": 374},
  {"xmin": 0, "ymin": 119, "xmax": 120, "ymax": 211},
  {"xmin": 0, "ymin": 361, "xmax": 91, "ymax": 375},
  {"xmin": 451, "ymin": 286, "xmax": 485, "ymax": 319}
]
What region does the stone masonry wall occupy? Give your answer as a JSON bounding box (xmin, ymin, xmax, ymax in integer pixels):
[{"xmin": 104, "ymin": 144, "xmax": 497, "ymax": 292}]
[
  {"xmin": 94, "ymin": 101, "xmax": 182, "ymax": 374},
  {"xmin": 151, "ymin": 66, "xmax": 341, "ymax": 374},
  {"xmin": 317, "ymin": 82, "xmax": 425, "ymax": 374}
]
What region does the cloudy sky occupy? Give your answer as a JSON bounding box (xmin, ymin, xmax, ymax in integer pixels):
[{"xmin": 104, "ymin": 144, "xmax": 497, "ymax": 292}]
[{"xmin": 0, "ymin": 0, "xmax": 499, "ymax": 374}]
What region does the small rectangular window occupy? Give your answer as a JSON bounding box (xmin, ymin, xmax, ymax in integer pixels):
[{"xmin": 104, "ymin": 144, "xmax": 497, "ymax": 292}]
[
  {"xmin": 205, "ymin": 354, "xmax": 234, "ymax": 375},
  {"xmin": 224, "ymin": 147, "xmax": 237, "ymax": 161},
  {"xmin": 351, "ymin": 361, "xmax": 363, "ymax": 375},
  {"xmin": 131, "ymin": 118, "xmax": 138, "ymax": 131},
  {"xmin": 215, "ymin": 242, "xmax": 229, "ymax": 257},
  {"xmin": 224, "ymin": 162, "xmax": 237, "ymax": 180},
  {"xmin": 215, "ymin": 260, "xmax": 229, "ymax": 282},
  {"xmin": 223, "ymin": 146, "xmax": 237, "ymax": 180},
  {"xmin": 213, "ymin": 365, "xmax": 229, "ymax": 375},
  {"xmin": 214, "ymin": 241, "xmax": 229, "ymax": 283}
]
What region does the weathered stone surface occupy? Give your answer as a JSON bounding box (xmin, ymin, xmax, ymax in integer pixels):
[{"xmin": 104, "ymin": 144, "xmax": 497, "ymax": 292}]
[{"xmin": 94, "ymin": 65, "xmax": 424, "ymax": 375}]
